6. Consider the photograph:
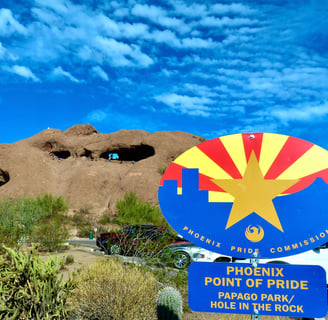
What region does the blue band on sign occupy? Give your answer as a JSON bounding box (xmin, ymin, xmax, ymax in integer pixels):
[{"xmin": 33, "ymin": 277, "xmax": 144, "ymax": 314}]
[{"xmin": 188, "ymin": 262, "xmax": 327, "ymax": 317}]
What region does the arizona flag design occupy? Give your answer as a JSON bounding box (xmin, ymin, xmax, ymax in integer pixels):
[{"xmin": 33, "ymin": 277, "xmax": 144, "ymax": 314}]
[{"xmin": 158, "ymin": 133, "xmax": 328, "ymax": 258}]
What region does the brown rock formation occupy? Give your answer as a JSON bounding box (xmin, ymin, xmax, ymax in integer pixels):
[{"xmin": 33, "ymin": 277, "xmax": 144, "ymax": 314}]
[{"xmin": 0, "ymin": 124, "xmax": 205, "ymax": 214}]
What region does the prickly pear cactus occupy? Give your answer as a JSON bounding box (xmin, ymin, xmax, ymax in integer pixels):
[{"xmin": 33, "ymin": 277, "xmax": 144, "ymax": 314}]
[{"xmin": 156, "ymin": 286, "xmax": 183, "ymax": 320}]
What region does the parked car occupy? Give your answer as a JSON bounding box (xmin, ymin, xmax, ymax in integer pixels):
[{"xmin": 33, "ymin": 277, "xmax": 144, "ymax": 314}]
[
  {"xmin": 164, "ymin": 241, "xmax": 328, "ymax": 277},
  {"xmin": 163, "ymin": 242, "xmax": 232, "ymax": 269},
  {"xmin": 97, "ymin": 224, "xmax": 188, "ymax": 256}
]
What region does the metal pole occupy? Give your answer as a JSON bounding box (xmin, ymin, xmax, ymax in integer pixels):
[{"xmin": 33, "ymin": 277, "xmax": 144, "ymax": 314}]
[{"xmin": 250, "ymin": 251, "xmax": 261, "ymax": 320}]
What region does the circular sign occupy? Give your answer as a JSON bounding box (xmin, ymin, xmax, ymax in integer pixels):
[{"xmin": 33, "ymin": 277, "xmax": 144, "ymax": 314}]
[{"xmin": 158, "ymin": 133, "xmax": 328, "ymax": 258}]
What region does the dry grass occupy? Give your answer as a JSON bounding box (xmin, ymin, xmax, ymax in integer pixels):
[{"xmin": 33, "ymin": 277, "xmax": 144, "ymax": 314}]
[{"xmin": 67, "ymin": 257, "xmax": 158, "ymax": 320}]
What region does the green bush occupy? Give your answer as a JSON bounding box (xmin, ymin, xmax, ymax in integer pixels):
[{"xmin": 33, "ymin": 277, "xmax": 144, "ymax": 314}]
[
  {"xmin": 98, "ymin": 214, "xmax": 111, "ymax": 225},
  {"xmin": 158, "ymin": 166, "xmax": 167, "ymax": 175},
  {"xmin": 65, "ymin": 255, "xmax": 74, "ymax": 265},
  {"xmin": 78, "ymin": 204, "xmax": 92, "ymax": 215},
  {"xmin": 68, "ymin": 258, "xmax": 158, "ymax": 320},
  {"xmin": 35, "ymin": 194, "xmax": 68, "ymax": 217},
  {"xmin": 0, "ymin": 246, "xmax": 75, "ymax": 319},
  {"xmin": 0, "ymin": 198, "xmax": 46, "ymax": 252},
  {"xmin": 115, "ymin": 192, "xmax": 168, "ymax": 227},
  {"xmin": 0, "ymin": 195, "xmax": 70, "ymax": 253},
  {"xmin": 33, "ymin": 218, "xmax": 69, "ymax": 252}
]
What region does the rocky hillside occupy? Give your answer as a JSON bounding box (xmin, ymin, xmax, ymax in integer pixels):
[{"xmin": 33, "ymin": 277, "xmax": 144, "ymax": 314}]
[{"xmin": 0, "ymin": 124, "xmax": 205, "ymax": 214}]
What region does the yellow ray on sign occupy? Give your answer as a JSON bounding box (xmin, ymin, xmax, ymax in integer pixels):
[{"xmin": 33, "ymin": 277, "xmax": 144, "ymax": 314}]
[
  {"xmin": 220, "ymin": 134, "xmax": 247, "ymax": 176},
  {"xmin": 208, "ymin": 191, "xmax": 234, "ymax": 202},
  {"xmin": 174, "ymin": 146, "xmax": 232, "ymax": 179},
  {"xmin": 260, "ymin": 133, "xmax": 289, "ymax": 176},
  {"xmin": 278, "ymin": 145, "xmax": 328, "ymax": 179}
]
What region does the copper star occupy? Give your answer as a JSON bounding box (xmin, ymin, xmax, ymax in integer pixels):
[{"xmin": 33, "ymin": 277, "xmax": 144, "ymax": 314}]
[{"xmin": 212, "ymin": 151, "xmax": 299, "ymax": 231}]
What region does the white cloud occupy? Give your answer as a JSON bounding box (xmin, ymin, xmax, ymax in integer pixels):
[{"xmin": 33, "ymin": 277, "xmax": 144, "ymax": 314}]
[
  {"xmin": 91, "ymin": 66, "xmax": 109, "ymax": 81},
  {"xmin": 210, "ymin": 3, "xmax": 256, "ymax": 16},
  {"xmin": 145, "ymin": 29, "xmax": 180, "ymax": 46},
  {"xmin": 142, "ymin": 30, "xmax": 218, "ymax": 49},
  {"xmin": 118, "ymin": 22, "xmax": 149, "ymax": 38},
  {"xmin": 184, "ymin": 83, "xmax": 219, "ymax": 99},
  {"xmin": 3, "ymin": 65, "xmax": 39, "ymax": 81},
  {"xmin": 0, "ymin": 8, "xmax": 27, "ymax": 36},
  {"xmin": 200, "ymin": 16, "xmax": 258, "ymax": 28},
  {"xmin": 94, "ymin": 36, "xmax": 153, "ymax": 67},
  {"xmin": 34, "ymin": 0, "xmax": 69, "ymax": 14},
  {"xmin": 86, "ymin": 109, "xmax": 107, "ymax": 122},
  {"xmin": 51, "ymin": 66, "xmax": 79, "ymax": 82},
  {"xmin": 132, "ymin": 4, "xmax": 165, "ymax": 20},
  {"xmin": 170, "ymin": 1, "xmax": 208, "ymax": 18},
  {"xmin": 155, "ymin": 93, "xmax": 215, "ymax": 117},
  {"xmin": 180, "ymin": 37, "xmax": 217, "ymax": 49},
  {"xmin": 271, "ymin": 103, "xmax": 328, "ymax": 123},
  {"xmin": 0, "ymin": 43, "xmax": 7, "ymax": 59},
  {"xmin": 31, "ymin": 7, "xmax": 60, "ymax": 25},
  {"xmin": 131, "ymin": 4, "xmax": 190, "ymax": 33}
]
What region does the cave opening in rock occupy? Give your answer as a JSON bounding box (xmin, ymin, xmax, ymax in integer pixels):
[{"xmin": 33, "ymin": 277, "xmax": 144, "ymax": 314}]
[
  {"xmin": 52, "ymin": 151, "xmax": 71, "ymax": 159},
  {"xmin": 100, "ymin": 145, "xmax": 155, "ymax": 162},
  {"xmin": 0, "ymin": 169, "xmax": 9, "ymax": 187},
  {"xmin": 81, "ymin": 149, "xmax": 93, "ymax": 159}
]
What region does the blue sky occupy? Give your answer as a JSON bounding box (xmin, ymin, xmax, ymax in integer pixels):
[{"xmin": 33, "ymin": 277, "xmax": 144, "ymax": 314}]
[{"xmin": 1, "ymin": 0, "xmax": 328, "ymax": 148}]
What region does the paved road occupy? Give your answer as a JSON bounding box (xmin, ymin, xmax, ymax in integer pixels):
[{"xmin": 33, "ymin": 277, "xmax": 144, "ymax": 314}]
[{"xmin": 68, "ymin": 239, "xmax": 97, "ymax": 249}]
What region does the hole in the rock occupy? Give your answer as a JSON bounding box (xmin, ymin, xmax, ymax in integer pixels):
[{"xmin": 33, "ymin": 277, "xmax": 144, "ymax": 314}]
[
  {"xmin": 0, "ymin": 169, "xmax": 10, "ymax": 187},
  {"xmin": 81, "ymin": 149, "xmax": 93, "ymax": 159},
  {"xmin": 52, "ymin": 151, "xmax": 71, "ymax": 159},
  {"xmin": 100, "ymin": 145, "xmax": 155, "ymax": 162}
]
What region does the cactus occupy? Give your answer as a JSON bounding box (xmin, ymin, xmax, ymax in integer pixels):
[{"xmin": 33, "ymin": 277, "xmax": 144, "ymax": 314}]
[
  {"xmin": 0, "ymin": 245, "xmax": 75, "ymax": 319},
  {"xmin": 156, "ymin": 286, "xmax": 183, "ymax": 320}
]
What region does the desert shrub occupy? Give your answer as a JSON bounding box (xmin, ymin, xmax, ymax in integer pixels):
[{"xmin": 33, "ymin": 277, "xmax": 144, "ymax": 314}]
[
  {"xmin": 98, "ymin": 214, "xmax": 111, "ymax": 225},
  {"xmin": 115, "ymin": 192, "xmax": 168, "ymax": 227},
  {"xmin": 78, "ymin": 204, "xmax": 92, "ymax": 214},
  {"xmin": 0, "ymin": 246, "xmax": 75, "ymax": 319},
  {"xmin": 75, "ymin": 221, "xmax": 93, "ymax": 237},
  {"xmin": 65, "ymin": 255, "xmax": 74, "ymax": 265},
  {"xmin": 75, "ymin": 221, "xmax": 107, "ymax": 238},
  {"xmin": 68, "ymin": 258, "xmax": 158, "ymax": 320},
  {"xmin": 0, "ymin": 199, "xmax": 21, "ymax": 251},
  {"xmin": 157, "ymin": 165, "xmax": 167, "ymax": 175},
  {"xmin": 70, "ymin": 210, "xmax": 107, "ymax": 238},
  {"xmin": 33, "ymin": 218, "xmax": 69, "ymax": 252},
  {"xmin": 0, "ymin": 195, "xmax": 70, "ymax": 253},
  {"xmin": 35, "ymin": 194, "xmax": 69, "ymax": 217},
  {"xmin": 0, "ymin": 198, "xmax": 48, "ymax": 252}
]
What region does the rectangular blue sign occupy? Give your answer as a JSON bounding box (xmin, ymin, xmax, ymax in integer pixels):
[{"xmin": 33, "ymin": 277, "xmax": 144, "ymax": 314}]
[{"xmin": 188, "ymin": 262, "xmax": 327, "ymax": 317}]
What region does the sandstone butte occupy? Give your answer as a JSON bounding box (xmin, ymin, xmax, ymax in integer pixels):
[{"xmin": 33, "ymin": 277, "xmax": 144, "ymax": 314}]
[{"xmin": 0, "ymin": 124, "xmax": 205, "ymax": 215}]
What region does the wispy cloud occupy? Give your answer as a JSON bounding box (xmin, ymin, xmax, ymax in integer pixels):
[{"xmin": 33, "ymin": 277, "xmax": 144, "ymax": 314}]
[
  {"xmin": 3, "ymin": 65, "xmax": 39, "ymax": 81},
  {"xmin": 91, "ymin": 66, "xmax": 109, "ymax": 81},
  {"xmin": 86, "ymin": 109, "xmax": 107, "ymax": 122},
  {"xmin": 155, "ymin": 93, "xmax": 215, "ymax": 117},
  {"xmin": 0, "ymin": 8, "xmax": 27, "ymax": 36},
  {"xmin": 271, "ymin": 103, "xmax": 328, "ymax": 124},
  {"xmin": 131, "ymin": 4, "xmax": 190, "ymax": 33},
  {"xmin": 51, "ymin": 67, "xmax": 79, "ymax": 82}
]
